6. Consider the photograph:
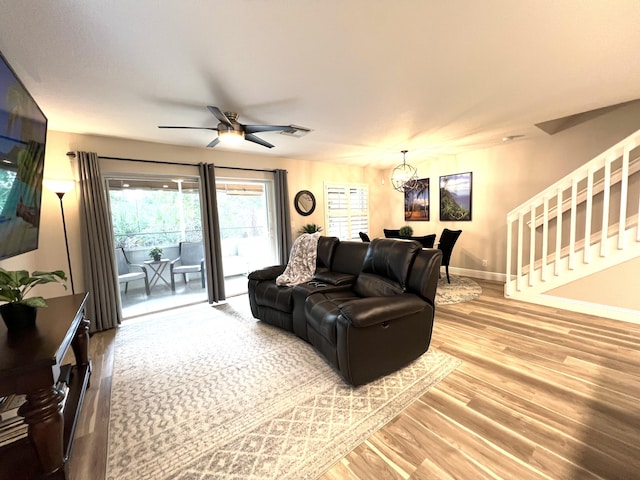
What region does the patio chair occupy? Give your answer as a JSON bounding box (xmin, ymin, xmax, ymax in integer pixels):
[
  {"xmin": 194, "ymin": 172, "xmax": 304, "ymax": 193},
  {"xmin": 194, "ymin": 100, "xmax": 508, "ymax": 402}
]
[
  {"xmin": 115, "ymin": 247, "xmax": 150, "ymax": 295},
  {"xmin": 437, "ymin": 228, "xmax": 462, "ymax": 283},
  {"xmin": 170, "ymin": 241, "xmax": 205, "ymax": 291}
]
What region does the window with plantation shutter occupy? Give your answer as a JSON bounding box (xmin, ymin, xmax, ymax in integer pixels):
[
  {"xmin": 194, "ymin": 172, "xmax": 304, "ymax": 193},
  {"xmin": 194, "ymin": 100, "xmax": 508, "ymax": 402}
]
[{"xmin": 324, "ymin": 183, "xmax": 369, "ymax": 240}]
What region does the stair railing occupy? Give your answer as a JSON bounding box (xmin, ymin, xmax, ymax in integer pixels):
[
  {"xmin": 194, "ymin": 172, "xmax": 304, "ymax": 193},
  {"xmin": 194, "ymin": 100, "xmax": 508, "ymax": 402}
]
[{"xmin": 506, "ymin": 129, "xmax": 640, "ymax": 296}]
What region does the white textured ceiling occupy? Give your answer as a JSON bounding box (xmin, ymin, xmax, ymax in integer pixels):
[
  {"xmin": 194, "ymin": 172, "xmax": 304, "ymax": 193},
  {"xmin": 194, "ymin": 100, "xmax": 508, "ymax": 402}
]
[{"xmin": 1, "ymin": 1, "xmax": 640, "ymax": 168}]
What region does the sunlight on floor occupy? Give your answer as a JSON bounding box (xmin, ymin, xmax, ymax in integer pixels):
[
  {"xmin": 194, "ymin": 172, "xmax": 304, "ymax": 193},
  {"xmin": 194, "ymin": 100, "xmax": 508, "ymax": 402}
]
[{"xmin": 119, "ymin": 274, "xmax": 248, "ymax": 319}]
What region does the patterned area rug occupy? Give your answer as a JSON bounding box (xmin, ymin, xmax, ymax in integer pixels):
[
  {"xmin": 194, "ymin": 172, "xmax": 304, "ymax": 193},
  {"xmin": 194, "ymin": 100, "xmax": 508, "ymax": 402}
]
[
  {"xmin": 436, "ymin": 274, "xmax": 482, "ymax": 305},
  {"xmin": 106, "ymin": 297, "xmax": 460, "ymax": 480}
]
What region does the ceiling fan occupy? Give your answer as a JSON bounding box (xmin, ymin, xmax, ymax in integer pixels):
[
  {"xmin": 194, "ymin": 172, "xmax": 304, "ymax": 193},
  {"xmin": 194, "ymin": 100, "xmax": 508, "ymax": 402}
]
[{"xmin": 158, "ymin": 105, "xmax": 310, "ymax": 149}]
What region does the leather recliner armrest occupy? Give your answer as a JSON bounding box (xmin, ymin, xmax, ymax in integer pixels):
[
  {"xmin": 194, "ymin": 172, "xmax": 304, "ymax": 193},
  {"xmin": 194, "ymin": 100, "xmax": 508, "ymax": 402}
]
[
  {"xmin": 313, "ymin": 270, "xmax": 356, "ymax": 286},
  {"xmin": 338, "ymin": 294, "xmax": 426, "ymax": 328},
  {"xmin": 247, "ymin": 265, "xmax": 286, "ymax": 281}
]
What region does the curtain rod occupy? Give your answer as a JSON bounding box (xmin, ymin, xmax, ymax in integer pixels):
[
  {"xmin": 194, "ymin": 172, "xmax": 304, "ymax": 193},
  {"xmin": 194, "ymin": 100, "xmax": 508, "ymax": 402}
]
[{"xmin": 65, "ymin": 152, "xmax": 277, "ymax": 173}]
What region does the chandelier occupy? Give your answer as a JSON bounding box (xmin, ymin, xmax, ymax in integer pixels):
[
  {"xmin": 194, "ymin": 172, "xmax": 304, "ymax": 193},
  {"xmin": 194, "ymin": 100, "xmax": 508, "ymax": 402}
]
[{"xmin": 390, "ymin": 150, "xmax": 419, "ymax": 192}]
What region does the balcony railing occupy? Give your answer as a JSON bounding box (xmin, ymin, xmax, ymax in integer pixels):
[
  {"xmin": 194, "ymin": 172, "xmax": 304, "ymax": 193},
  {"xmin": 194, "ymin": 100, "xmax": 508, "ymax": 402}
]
[{"xmin": 114, "ymin": 226, "xmax": 267, "ymax": 250}]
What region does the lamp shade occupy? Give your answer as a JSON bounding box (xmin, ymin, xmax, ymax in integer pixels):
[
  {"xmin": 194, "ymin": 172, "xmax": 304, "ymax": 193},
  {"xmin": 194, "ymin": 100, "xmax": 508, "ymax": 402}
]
[{"xmin": 43, "ymin": 179, "xmax": 75, "ymax": 195}]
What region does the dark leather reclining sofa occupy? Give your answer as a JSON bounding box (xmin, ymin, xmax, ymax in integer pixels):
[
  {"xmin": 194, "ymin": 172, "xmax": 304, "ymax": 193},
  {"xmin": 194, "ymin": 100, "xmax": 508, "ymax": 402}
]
[{"xmin": 248, "ymin": 237, "xmax": 442, "ymax": 386}]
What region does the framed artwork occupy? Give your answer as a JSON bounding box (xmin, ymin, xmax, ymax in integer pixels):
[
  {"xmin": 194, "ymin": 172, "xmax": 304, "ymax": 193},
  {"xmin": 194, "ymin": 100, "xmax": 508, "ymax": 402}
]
[
  {"xmin": 439, "ymin": 172, "xmax": 472, "ymax": 221},
  {"xmin": 404, "ymin": 178, "xmax": 430, "ymax": 221}
]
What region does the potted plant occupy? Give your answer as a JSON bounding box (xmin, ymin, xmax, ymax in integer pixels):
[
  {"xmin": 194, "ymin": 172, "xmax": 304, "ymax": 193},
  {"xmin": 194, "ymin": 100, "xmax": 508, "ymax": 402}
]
[
  {"xmin": 298, "ymin": 224, "xmax": 323, "ymax": 234},
  {"xmin": 399, "ymin": 225, "xmax": 413, "ymax": 237},
  {"xmin": 148, "ymin": 247, "xmax": 163, "ymax": 261},
  {"xmin": 0, "ymin": 268, "xmax": 67, "ymax": 331}
]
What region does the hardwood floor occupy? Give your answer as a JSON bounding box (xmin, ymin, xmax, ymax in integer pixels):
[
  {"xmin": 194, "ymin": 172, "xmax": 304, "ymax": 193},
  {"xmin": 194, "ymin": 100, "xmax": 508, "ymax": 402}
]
[{"xmin": 68, "ymin": 280, "xmax": 640, "ymax": 479}]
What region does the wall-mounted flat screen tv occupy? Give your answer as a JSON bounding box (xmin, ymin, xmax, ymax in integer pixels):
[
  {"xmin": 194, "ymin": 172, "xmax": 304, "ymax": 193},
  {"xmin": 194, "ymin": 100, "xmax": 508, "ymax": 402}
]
[{"xmin": 0, "ymin": 51, "xmax": 47, "ymax": 260}]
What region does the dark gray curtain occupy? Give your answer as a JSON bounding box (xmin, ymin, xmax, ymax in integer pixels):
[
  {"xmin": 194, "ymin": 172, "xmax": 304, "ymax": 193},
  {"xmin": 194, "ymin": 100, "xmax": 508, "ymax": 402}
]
[
  {"xmin": 199, "ymin": 163, "xmax": 226, "ymax": 303},
  {"xmin": 77, "ymin": 151, "xmax": 121, "ymax": 331},
  {"xmin": 274, "ymin": 169, "xmax": 292, "ymax": 263}
]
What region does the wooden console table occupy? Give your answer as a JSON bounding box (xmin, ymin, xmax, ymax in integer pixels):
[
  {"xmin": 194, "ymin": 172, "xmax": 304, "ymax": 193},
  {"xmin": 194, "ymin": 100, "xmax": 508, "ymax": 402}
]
[{"xmin": 0, "ymin": 293, "xmax": 91, "ymax": 480}]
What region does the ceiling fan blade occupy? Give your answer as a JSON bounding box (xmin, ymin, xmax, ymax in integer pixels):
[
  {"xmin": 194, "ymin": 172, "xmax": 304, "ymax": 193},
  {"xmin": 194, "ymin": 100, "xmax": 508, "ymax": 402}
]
[
  {"xmin": 158, "ymin": 126, "xmax": 218, "ymax": 130},
  {"xmin": 245, "ymin": 134, "xmax": 274, "ymax": 148},
  {"xmin": 206, "ymin": 137, "xmax": 220, "ymax": 148},
  {"xmin": 207, "ymin": 106, "xmax": 233, "ymax": 127},
  {"xmin": 244, "ymin": 124, "xmax": 291, "ymax": 134}
]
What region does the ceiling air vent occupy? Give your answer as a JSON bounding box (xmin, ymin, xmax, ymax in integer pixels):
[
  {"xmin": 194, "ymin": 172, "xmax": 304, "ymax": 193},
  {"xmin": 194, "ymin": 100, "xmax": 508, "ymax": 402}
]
[{"xmin": 280, "ymin": 125, "xmax": 312, "ymax": 137}]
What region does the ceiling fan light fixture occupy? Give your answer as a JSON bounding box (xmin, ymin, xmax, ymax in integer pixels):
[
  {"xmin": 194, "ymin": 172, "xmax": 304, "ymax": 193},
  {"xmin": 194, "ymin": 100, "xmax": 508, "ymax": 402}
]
[
  {"xmin": 391, "ymin": 150, "xmax": 419, "ymax": 192},
  {"xmin": 218, "ymin": 127, "xmax": 245, "ymax": 145},
  {"xmin": 159, "ymin": 106, "xmax": 310, "ymax": 149}
]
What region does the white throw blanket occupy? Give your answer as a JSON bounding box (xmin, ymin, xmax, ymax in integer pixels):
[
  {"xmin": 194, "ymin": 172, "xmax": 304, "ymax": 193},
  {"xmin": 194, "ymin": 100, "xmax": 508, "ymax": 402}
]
[{"xmin": 276, "ymin": 232, "xmax": 321, "ymax": 287}]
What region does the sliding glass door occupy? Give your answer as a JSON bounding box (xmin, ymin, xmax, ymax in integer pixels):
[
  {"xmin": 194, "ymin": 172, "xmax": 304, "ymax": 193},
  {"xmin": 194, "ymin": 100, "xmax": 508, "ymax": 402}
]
[
  {"xmin": 107, "ymin": 176, "xmax": 207, "ymax": 317},
  {"xmin": 216, "ymin": 177, "xmax": 278, "ymax": 296},
  {"xmin": 104, "ymin": 163, "xmax": 283, "ymax": 315}
]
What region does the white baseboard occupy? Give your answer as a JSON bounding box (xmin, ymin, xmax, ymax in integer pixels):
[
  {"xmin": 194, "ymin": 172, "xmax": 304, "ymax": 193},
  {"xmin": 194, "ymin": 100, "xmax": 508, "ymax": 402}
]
[
  {"xmin": 447, "ymin": 266, "xmax": 506, "ymax": 283},
  {"xmin": 511, "ymin": 293, "xmax": 640, "ymax": 324},
  {"xmin": 448, "ymin": 267, "xmax": 639, "ymax": 324}
]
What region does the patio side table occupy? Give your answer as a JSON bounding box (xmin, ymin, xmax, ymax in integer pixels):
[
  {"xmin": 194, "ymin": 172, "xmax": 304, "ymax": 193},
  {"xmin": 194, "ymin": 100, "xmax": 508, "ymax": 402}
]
[{"xmin": 144, "ymin": 258, "xmax": 171, "ymax": 290}]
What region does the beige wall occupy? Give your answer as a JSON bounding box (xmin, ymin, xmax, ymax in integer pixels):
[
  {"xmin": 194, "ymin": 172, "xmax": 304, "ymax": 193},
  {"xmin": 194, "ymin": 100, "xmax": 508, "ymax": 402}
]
[
  {"xmin": 0, "ymin": 131, "xmax": 387, "ymax": 298},
  {"xmin": 548, "ymin": 256, "xmax": 640, "ymax": 310},
  {"xmin": 380, "ymin": 101, "xmax": 640, "ymax": 281},
  {"xmin": 1, "ymin": 102, "xmax": 639, "ymax": 309}
]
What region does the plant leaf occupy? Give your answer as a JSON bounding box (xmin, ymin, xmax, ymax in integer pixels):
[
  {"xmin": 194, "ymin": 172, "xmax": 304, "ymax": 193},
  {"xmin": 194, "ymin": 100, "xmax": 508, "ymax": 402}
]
[
  {"xmin": 32, "ymin": 270, "xmax": 67, "ymax": 281},
  {"xmin": 22, "ymin": 297, "xmax": 48, "ymax": 308},
  {"xmin": 0, "ymin": 287, "xmax": 21, "ymax": 303},
  {"xmin": 0, "ymin": 269, "xmax": 67, "ymax": 303},
  {"xmin": 0, "ymin": 269, "xmax": 29, "ymax": 287}
]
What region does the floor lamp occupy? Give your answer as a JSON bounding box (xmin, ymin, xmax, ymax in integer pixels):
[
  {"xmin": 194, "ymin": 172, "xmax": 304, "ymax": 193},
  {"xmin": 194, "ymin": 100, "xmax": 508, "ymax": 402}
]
[{"xmin": 44, "ymin": 180, "xmax": 76, "ymax": 294}]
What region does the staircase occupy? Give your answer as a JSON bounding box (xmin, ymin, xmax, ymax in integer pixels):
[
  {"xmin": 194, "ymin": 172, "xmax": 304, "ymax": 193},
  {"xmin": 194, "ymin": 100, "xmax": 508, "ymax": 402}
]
[{"xmin": 505, "ymin": 128, "xmax": 640, "ymax": 322}]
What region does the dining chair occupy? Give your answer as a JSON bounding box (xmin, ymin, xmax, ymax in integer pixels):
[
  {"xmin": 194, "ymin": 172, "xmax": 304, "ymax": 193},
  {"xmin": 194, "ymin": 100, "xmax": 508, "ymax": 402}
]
[
  {"xmin": 410, "ymin": 234, "xmax": 436, "ymax": 248},
  {"xmin": 437, "ymin": 229, "xmax": 462, "ymax": 283},
  {"xmin": 383, "ymin": 229, "xmax": 400, "ymax": 238},
  {"xmin": 359, "ymin": 232, "xmax": 371, "ymax": 242}
]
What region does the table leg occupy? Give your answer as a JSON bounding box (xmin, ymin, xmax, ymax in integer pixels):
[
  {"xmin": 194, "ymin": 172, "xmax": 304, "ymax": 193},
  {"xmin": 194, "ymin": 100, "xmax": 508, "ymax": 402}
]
[
  {"xmin": 154, "ymin": 262, "xmax": 171, "ymax": 288},
  {"xmin": 19, "ymin": 386, "xmax": 65, "ymax": 476},
  {"xmin": 148, "ymin": 265, "xmax": 160, "ymax": 289},
  {"xmin": 146, "ymin": 261, "xmax": 171, "ymax": 290},
  {"xmin": 72, "ymin": 315, "xmax": 91, "ymax": 387}
]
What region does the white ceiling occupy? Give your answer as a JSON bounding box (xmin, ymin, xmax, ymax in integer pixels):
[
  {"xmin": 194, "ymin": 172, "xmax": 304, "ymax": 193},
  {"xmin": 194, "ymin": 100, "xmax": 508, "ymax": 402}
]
[{"xmin": 1, "ymin": 1, "xmax": 640, "ymax": 168}]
